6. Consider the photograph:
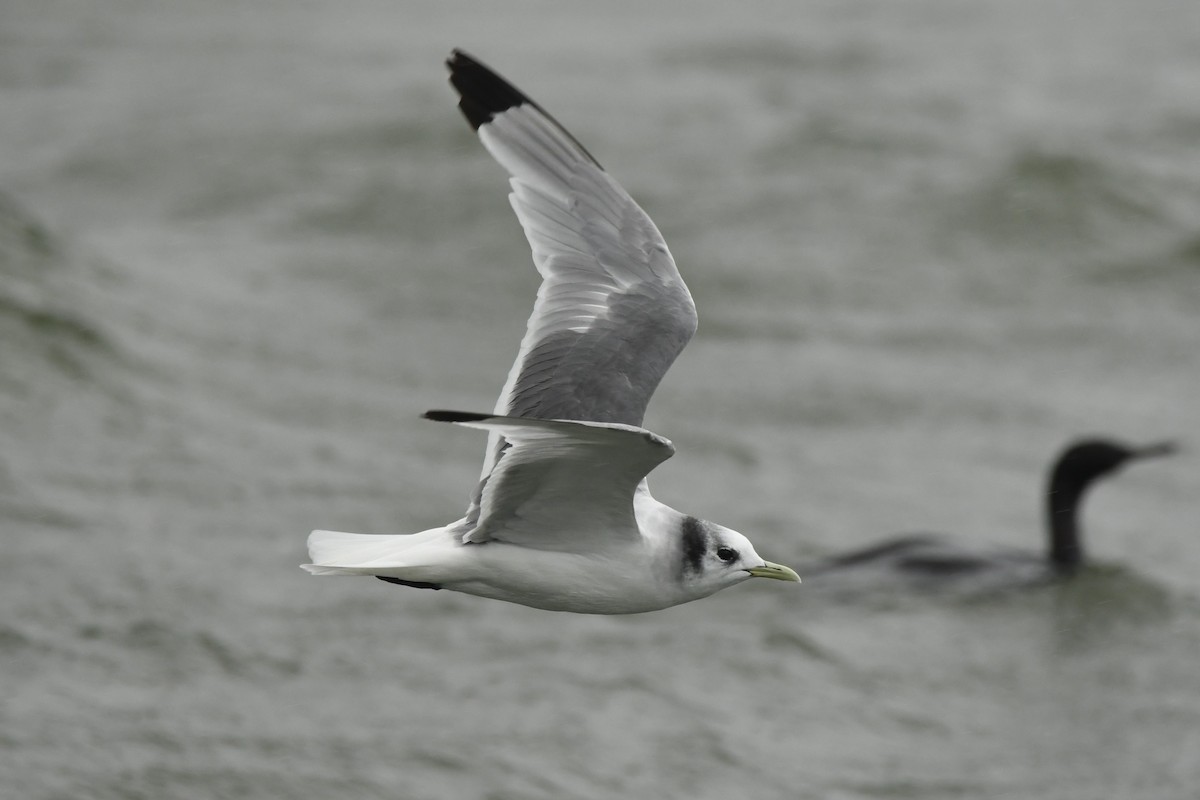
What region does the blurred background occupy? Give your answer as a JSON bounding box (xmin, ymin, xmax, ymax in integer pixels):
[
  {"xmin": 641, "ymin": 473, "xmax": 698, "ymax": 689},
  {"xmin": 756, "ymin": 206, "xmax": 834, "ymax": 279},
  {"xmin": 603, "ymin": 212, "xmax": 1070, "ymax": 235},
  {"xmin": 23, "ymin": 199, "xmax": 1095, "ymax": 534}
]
[{"xmin": 2, "ymin": 1, "xmax": 1198, "ymax": 798}]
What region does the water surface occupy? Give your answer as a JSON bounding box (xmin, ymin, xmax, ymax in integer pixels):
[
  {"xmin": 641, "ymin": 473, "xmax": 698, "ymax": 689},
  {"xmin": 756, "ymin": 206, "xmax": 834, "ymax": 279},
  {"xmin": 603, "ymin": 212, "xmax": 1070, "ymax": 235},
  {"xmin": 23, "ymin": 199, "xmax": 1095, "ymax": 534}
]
[{"xmin": 3, "ymin": 1, "xmax": 1198, "ymax": 798}]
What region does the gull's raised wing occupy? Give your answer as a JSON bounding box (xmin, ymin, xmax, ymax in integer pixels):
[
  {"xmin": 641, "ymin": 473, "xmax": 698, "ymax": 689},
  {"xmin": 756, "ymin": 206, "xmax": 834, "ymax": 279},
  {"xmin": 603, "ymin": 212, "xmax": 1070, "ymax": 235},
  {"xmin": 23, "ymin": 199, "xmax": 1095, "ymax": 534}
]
[
  {"xmin": 446, "ymin": 50, "xmax": 698, "ymax": 431},
  {"xmin": 425, "ymin": 410, "xmax": 674, "ymax": 551}
]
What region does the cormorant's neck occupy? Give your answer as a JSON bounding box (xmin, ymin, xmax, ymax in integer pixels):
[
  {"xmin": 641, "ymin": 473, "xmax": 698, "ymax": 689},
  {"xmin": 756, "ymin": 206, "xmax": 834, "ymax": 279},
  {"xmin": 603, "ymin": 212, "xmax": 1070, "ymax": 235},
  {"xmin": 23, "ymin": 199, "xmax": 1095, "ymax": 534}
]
[{"xmin": 1046, "ymin": 476, "xmax": 1087, "ymax": 573}]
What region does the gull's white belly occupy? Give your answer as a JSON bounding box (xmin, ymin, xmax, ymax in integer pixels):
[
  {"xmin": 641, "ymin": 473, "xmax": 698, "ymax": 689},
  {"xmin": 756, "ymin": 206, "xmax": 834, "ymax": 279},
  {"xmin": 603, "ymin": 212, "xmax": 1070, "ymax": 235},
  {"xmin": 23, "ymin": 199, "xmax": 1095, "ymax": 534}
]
[{"xmin": 445, "ymin": 542, "xmax": 681, "ymax": 614}]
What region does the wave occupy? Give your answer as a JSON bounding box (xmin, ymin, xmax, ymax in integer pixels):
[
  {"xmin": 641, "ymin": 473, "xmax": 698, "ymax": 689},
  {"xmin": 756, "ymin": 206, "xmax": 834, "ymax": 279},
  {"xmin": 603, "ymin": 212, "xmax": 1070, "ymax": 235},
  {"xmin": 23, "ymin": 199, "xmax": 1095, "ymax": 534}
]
[
  {"xmin": 941, "ymin": 147, "xmax": 1179, "ymax": 257},
  {"xmin": 0, "ymin": 191, "xmax": 138, "ymax": 530},
  {"xmin": 76, "ymin": 617, "xmax": 302, "ymax": 679},
  {"xmin": 660, "ymin": 36, "xmax": 877, "ymax": 76},
  {"xmin": 1089, "ymin": 231, "xmax": 1200, "ymax": 299},
  {"xmin": 0, "ymin": 191, "xmax": 123, "ymax": 384}
]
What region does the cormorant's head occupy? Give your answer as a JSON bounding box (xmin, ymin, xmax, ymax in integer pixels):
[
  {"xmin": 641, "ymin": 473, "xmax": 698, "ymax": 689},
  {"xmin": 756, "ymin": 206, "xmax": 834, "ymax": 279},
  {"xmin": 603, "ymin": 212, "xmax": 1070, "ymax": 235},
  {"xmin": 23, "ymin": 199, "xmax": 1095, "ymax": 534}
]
[{"xmin": 1053, "ymin": 438, "xmax": 1177, "ymax": 489}]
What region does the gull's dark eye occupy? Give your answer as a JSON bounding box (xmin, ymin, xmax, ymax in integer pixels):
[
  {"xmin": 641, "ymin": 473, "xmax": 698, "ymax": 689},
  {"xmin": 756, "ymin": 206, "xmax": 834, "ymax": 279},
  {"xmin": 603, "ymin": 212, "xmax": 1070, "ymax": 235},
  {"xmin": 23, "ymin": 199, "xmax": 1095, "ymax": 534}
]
[{"xmin": 716, "ymin": 546, "xmax": 738, "ymax": 564}]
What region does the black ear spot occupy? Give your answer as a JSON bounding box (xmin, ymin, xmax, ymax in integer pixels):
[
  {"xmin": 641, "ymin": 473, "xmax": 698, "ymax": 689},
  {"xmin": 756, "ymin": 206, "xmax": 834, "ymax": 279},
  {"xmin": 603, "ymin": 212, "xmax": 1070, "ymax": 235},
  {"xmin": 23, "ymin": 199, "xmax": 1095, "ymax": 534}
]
[
  {"xmin": 681, "ymin": 517, "xmax": 706, "ymax": 576},
  {"xmin": 716, "ymin": 546, "xmax": 738, "ymax": 564}
]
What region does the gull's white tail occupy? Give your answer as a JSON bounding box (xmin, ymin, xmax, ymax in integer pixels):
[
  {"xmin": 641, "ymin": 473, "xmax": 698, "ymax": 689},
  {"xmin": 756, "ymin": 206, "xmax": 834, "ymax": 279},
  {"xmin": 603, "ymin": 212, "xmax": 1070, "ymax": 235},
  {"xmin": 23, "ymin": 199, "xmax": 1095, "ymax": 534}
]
[
  {"xmin": 301, "ymin": 530, "xmax": 387, "ymax": 575},
  {"xmin": 301, "ymin": 528, "xmax": 452, "ymax": 577}
]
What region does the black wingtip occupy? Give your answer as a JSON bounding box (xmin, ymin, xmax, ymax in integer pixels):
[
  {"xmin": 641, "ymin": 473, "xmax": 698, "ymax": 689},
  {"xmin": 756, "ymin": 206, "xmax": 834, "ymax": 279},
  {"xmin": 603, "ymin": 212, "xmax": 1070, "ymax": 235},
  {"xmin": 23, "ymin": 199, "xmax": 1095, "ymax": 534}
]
[
  {"xmin": 446, "ymin": 49, "xmax": 531, "ymax": 131},
  {"xmin": 376, "ymin": 576, "xmax": 442, "ymax": 590},
  {"xmin": 423, "ymin": 409, "xmax": 494, "ymax": 423},
  {"xmin": 444, "ymin": 48, "xmax": 603, "ymax": 169}
]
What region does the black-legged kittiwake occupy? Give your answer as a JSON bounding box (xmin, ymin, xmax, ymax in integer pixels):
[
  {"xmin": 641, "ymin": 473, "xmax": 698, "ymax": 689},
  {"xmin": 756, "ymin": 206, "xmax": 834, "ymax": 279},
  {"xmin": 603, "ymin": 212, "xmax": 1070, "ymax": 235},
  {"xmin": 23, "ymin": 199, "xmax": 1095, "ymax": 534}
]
[{"xmin": 302, "ymin": 50, "xmax": 800, "ymax": 614}]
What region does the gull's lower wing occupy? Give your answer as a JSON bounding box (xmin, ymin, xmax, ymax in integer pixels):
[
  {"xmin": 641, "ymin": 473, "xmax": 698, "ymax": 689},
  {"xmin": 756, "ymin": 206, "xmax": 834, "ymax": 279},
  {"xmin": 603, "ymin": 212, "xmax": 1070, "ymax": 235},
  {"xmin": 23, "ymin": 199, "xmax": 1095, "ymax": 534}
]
[
  {"xmin": 445, "ymin": 50, "xmax": 698, "ymax": 434},
  {"xmin": 424, "ymin": 410, "xmax": 675, "ymax": 552}
]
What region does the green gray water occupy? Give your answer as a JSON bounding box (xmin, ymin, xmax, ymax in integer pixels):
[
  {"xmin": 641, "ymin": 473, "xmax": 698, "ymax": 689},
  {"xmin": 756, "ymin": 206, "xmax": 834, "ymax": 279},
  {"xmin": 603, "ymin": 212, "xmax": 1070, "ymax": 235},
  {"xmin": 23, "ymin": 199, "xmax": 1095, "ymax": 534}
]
[{"xmin": 3, "ymin": 1, "xmax": 1199, "ymax": 798}]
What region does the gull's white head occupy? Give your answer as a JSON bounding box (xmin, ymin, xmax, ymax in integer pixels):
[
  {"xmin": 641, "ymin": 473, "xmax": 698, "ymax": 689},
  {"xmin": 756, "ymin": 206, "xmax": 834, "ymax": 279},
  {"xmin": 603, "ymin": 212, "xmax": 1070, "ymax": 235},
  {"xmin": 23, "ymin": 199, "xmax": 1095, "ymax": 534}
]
[{"xmin": 675, "ymin": 516, "xmax": 800, "ymax": 601}]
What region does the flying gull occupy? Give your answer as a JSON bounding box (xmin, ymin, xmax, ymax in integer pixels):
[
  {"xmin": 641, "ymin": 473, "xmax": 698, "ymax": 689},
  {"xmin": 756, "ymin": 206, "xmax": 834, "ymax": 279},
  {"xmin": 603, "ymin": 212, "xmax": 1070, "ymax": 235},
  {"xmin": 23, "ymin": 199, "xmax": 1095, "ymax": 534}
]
[{"xmin": 302, "ymin": 49, "xmax": 800, "ymax": 614}]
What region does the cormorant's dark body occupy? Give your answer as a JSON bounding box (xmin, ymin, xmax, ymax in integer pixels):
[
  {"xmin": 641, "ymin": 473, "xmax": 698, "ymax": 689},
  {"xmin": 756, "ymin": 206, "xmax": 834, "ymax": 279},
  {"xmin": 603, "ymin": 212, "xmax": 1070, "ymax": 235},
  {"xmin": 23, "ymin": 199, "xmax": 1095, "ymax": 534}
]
[{"xmin": 802, "ymin": 438, "xmax": 1175, "ymax": 591}]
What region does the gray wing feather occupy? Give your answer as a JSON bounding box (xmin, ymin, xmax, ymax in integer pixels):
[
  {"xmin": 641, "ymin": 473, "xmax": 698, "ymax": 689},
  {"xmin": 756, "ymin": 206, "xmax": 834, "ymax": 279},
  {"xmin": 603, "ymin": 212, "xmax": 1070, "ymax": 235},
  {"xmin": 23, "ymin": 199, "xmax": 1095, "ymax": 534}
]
[
  {"xmin": 475, "ymin": 96, "xmax": 697, "ymax": 431},
  {"xmin": 433, "ymin": 414, "xmax": 675, "ymax": 551},
  {"xmin": 447, "ymin": 53, "xmax": 697, "ymax": 535}
]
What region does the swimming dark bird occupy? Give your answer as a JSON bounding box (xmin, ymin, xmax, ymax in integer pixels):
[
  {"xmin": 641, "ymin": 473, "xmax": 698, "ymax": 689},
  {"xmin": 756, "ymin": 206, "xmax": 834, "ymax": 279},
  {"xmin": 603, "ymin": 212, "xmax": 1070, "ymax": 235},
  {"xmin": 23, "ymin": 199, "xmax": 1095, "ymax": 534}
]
[{"xmin": 800, "ymin": 438, "xmax": 1176, "ymax": 592}]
